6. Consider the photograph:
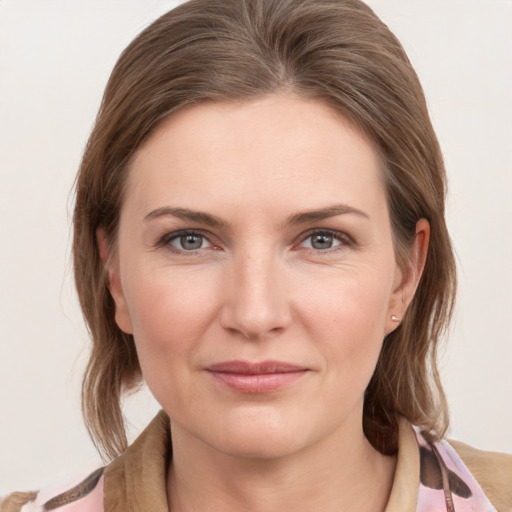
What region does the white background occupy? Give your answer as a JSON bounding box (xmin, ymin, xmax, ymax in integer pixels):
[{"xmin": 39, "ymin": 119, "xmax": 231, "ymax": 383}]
[{"xmin": 1, "ymin": 0, "xmax": 511, "ymax": 492}]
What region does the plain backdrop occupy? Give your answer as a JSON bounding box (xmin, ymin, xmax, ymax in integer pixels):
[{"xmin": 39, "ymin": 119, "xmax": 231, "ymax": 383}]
[{"xmin": 1, "ymin": 0, "xmax": 511, "ymax": 492}]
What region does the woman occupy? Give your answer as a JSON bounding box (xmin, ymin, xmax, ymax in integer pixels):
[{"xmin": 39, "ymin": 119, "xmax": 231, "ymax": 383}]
[{"xmin": 1, "ymin": 0, "xmax": 510, "ymax": 511}]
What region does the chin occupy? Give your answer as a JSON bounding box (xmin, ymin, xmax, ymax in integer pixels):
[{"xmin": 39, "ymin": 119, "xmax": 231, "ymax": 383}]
[{"xmin": 202, "ymin": 409, "xmax": 312, "ymax": 460}]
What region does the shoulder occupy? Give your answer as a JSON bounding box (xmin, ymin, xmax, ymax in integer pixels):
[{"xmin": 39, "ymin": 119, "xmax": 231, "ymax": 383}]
[
  {"xmin": 448, "ymin": 439, "xmax": 512, "ymax": 512},
  {"xmin": 0, "ymin": 468, "xmax": 104, "ymax": 512}
]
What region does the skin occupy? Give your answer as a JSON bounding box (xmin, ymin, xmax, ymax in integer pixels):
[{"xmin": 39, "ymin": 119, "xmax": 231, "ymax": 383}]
[{"xmin": 102, "ymin": 94, "xmax": 429, "ymax": 512}]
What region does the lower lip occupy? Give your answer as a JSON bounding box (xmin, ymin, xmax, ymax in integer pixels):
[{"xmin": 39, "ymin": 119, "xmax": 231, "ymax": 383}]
[{"xmin": 207, "ymin": 371, "xmax": 308, "ymax": 393}]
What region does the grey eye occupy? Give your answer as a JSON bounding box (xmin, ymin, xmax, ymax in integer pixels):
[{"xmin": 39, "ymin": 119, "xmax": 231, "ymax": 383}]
[
  {"xmin": 300, "ymin": 231, "xmax": 343, "ymax": 251},
  {"xmin": 176, "ymin": 234, "xmax": 205, "ymax": 250},
  {"xmin": 310, "ymin": 233, "xmax": 335, "ymax": 250}
]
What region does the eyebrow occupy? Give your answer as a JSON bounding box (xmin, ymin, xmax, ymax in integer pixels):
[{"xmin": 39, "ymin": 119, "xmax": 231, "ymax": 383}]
[
  {"xmin": 144, "ymin": 204, "xmax": 368, "ymax": 227},
  {"xmin": 144, "ymin": 207, "xmax": 227, "ymax": 227},
  {"xmin": 285, "ymin": 204, "xmax": 369, "ymax": 225}
]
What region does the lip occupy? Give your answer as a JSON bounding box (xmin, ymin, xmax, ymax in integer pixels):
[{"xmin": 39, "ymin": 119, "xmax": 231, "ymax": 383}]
[{"xmin": 204, "ymin": 360, "xmax": 309, "ymax": 393}]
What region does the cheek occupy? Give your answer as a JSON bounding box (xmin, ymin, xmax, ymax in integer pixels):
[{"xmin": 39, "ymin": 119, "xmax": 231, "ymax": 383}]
[
  {"xmin": 123, "ymin": 266, "xmax": 220, "ymax": 368},
  {"xmin": 121, "ymin": 265, "xmax": 223, "ymax": 411},
  {"xmin": 297, "ymin": 265, "xmax": 394, "ymax": 371},
  {"xmin": 305, "ymin": 278, "xmax": 391, "ymax": 425}
]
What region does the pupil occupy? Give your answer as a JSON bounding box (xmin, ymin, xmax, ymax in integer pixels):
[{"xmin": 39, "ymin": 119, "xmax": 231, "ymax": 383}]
[
  {"xmin": 312, "ymin": 233, "xmax": 332, "ymax": 249},
  {"xmin": 181, "ymin": 234, "xmax": 202, "ymax": 250}
]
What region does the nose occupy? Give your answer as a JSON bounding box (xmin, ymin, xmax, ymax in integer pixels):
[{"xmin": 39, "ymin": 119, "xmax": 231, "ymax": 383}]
[{"xmin": 219, "ymin": 247, "xmax": 292, "ymax": 340}]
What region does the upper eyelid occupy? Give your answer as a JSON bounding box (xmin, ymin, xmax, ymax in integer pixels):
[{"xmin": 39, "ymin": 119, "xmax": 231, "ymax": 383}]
[{"xmin": 163, "ymin": 228, "xmax": 208, "ymax": 239}]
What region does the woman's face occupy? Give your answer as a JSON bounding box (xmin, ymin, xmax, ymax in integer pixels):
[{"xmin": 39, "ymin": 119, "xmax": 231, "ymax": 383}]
[{"xmin": 108, "ymin": 94, "xmax": 423, "ymax": 459}]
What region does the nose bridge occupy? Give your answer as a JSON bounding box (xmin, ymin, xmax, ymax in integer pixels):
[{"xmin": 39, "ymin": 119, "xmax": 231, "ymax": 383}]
[{"xmin": 221, "ymin": 242, "xmax": 290, "ymax": 339}]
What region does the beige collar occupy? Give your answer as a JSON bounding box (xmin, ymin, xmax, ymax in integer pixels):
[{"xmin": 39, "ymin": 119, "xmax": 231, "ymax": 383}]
[
  {"xmin": 104, "ymin": 410, "xmax": 170, "ymax": 512},
  {"xmin": 385, "ymin": 418, "xmax": 419, "ymax": 512}
]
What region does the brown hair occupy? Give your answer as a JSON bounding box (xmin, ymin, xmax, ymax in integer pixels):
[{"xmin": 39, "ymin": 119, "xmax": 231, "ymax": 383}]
[{"xmin": 73, "ymin": 0, "xmax": 456, "ymax": 459}]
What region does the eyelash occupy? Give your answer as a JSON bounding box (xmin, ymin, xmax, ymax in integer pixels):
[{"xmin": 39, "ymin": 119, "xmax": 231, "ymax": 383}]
[{"xmin": 156, "ymin": 228, "xmax": 353, "ymax": 254}]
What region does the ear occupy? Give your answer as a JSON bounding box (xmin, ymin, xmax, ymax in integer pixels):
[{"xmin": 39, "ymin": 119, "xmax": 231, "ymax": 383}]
[
  {"xmin": 96, "ymin": 228, "xmax": 133, "ymax": 334},
  {"xmin": 385, "ymin": 219, "xmax": 430, "ymax": 334}
]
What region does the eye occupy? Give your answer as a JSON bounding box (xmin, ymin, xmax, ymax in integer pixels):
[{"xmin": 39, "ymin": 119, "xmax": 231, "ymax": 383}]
[
  {"xmin": 299, "ymin": 230, "xmax": 348, "ymax": 251},
  {"xmin": 162, "ymin": 230, "xmax": 213, "ymax": 252}
]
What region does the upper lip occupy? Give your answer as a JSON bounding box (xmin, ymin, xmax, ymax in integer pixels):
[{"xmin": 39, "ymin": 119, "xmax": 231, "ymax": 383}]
[{"xmin": 205, "ymin": 360, "xmax": 308, "ymax": 374}]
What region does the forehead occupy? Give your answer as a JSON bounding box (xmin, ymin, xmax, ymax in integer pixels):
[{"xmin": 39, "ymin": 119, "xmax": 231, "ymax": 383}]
[{"xmin": 125, "ymin": 94, "xmax": 386, "ymax": 218}]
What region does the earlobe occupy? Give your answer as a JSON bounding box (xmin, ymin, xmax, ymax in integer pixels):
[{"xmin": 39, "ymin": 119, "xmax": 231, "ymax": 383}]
[
  {"xmin": 386, "ymin": 219, "xmax": 430, "ymax": 334},
  {"xmin": 96, "ymin": 228, "xmax": 133, "ymax": 334}
]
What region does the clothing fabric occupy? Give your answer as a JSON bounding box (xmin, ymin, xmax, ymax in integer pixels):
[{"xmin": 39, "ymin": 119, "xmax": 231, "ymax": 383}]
[{"xmin": 2, "ymin": 411, "xmax": 511, "ymax": 512}]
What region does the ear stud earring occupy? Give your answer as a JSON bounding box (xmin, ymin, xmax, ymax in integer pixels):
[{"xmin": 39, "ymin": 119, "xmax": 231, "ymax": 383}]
[{"xmin": 391, "ymin": 315, "xmax": 400, "ymax": 322}]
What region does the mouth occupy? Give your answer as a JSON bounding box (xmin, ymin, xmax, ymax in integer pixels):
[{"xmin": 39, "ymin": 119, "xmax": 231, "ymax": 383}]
[{"xmin": 204, "ymin": 360, "xmax": 309, "ymax": 393}]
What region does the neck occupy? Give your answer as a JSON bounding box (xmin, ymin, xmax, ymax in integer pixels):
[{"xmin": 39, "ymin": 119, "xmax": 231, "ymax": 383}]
[{"xmin": 166, "ymin": 416, "xmax": 396, "ymax": 512}]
